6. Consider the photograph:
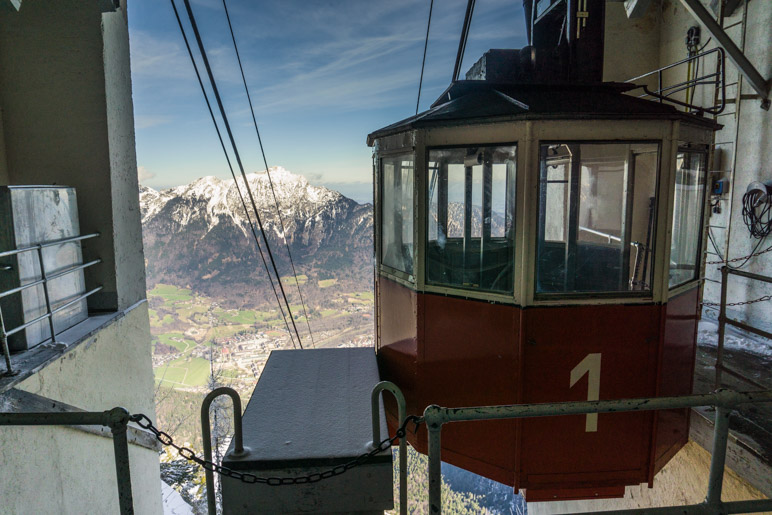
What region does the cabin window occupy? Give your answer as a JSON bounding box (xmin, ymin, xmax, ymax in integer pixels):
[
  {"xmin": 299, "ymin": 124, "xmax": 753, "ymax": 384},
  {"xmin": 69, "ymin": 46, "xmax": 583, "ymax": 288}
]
[
  {"xmin": 380, "ymin": 154, "xmax": 415, "ymax": 275},
  {"xmin": 426, "ymin": 145, "xmax": 516, "ymax": 293},
  {"xmin": 536, "ymin": 142, "xmax": 659, "ymax": 295},
  {"xmin": 669, "ymin": 151, "xmax": 707, "ymax": 288}
]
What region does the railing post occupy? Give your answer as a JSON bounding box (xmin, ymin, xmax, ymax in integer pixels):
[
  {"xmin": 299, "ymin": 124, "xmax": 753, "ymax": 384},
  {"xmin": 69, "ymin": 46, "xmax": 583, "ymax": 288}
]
[
  {"xmin": 35, "ymin": 245, "xmax": 57, "ymax": 345},
  {"xmin": 424, "ymin": 405, "xmax": 443, "ymax": 514},
  {"xmin": 201, "ymin": 387, "xmax": 248, "ymax": 515},
  {"xmin": 371, "ymin": 381, "xmax": 408, "ymax": 515},
  {"xmin": 0, "ymin": 306, "xmax": 16, "ymax": 376},
  {"xmin": 107, "ymin": 407, "xmax": 135, "ymax": 515},
  {"xmin": 715, "ymin": 266, "xmax": 729, "ymax": 389},
  {"xmin": 705, "ymin": 406, "xmax": 731, "ymax": 505}
]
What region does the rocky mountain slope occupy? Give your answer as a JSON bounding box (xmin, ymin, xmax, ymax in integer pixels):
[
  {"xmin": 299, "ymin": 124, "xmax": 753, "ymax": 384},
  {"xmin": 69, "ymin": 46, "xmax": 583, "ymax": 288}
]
[{"xmin": 140, "ymin": 167, "xmax": 373, "ymax": 307}]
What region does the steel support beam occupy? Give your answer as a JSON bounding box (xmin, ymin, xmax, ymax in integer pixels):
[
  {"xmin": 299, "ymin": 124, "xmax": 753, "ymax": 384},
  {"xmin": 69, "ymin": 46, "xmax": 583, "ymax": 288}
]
[{"xmin": 679, "ymin": 0, "xmax": 770, "ymax": 109}]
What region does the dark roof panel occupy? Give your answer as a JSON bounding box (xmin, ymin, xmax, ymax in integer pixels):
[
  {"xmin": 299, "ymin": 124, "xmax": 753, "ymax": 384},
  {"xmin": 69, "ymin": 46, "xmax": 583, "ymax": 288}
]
[{"xmin": 367, "ymin": 81, "xmax": 717, "ymax": 145}]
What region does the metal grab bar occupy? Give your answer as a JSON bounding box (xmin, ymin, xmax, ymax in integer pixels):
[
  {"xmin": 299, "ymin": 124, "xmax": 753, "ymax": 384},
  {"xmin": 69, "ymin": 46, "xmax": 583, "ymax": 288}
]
[
  {"xmin": 423, "ymin": 389, "xmax": 772, "ymax": 514},
  {"xmin": 371, "ymin": 381, "xmax": 408, "ymax": 515},
  {"xmin": 201, "ymin": 387, "xmax": 248, "ymax": 515},
  {"xmin": 626, "ymin": 47, "xmax": 726, "ymax": 115},
  {"xmin": 0, "ymin": 407, "xmax": 136, "ymax": 515},
  {"xmin": 0, "ymin": 232, "xmax": 100, "ymax": 259}
]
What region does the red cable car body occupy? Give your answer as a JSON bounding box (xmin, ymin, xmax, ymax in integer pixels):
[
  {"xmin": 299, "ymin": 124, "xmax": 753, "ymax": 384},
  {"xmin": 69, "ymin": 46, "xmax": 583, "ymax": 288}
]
[{"xmin": 368, "ymin": 79, "xmax": 716, "ymax": 501}]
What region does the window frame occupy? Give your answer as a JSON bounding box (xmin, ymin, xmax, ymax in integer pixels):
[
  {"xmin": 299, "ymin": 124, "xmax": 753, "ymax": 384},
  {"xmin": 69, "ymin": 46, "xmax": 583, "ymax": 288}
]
[
  {"xmin": 667, "ymin": 146, "xmax": 709, "ymax": 291},
  {"xmin": 533, "ymin": 139, "xmax": 663, "ymax": 301},
  {"xmin": 377, "ymin": 149, "xmax": 416, "ymax": 284},
  {"xmin": 422, "ymin": 142, "xmax": 518, "ymax": 300}
]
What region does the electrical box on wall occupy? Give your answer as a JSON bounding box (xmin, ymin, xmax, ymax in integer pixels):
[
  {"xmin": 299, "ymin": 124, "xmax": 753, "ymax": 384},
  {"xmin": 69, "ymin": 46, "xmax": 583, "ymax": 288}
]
[{"xmin": 712, "ymin": 177, "xmax": 729, "ymax": 195}]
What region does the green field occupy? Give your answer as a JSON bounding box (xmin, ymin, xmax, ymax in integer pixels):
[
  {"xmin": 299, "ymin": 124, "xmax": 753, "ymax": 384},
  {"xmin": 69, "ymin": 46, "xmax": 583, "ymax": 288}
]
[
  {"xmin": 156, "ymin": 333, "xmax": 195, "ymax": 352},
  {"xmin": 281, "ymin": 274, "xmax": 307, "ymax": 285},
  {"xmin": 217, "ymin": 309, "xmax": 258, "ymax": 325},
  {"xmin": 150, "ymin": 284, "xmax": 193, "ymax": 302},
  {"xmin": 155, "ymin": 356, "xmax": 211, "ymax": 387},
  {"xmin": 318, "ymin": 278, "xmax": 337, "ymax": 288}
]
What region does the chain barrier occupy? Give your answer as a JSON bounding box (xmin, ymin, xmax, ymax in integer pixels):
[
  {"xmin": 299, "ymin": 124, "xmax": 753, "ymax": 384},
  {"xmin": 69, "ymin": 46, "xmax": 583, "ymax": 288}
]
[
  {"xmin": 706, "ymin": 244, "xmax": 772, "ymax": 265},
  {"xmin": 130, "ymin": 413, "xmax": 423, "ymax": 486},
  {"xmin": 703, "ymin": 294, "xmax": 772, "ymax": 307}
]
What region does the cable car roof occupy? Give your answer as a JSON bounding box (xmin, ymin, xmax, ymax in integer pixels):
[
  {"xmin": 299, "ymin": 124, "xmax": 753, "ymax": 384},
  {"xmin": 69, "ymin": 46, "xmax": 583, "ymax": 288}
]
[{"xmin": 367, "ymin": 81, "xmax": 718, "ymax": 145}]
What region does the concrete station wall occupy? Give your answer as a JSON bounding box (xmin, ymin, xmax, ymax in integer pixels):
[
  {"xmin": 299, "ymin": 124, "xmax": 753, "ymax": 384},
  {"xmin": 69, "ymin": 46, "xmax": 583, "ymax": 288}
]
[
  {"xmin": 0, "ymin": 1, "xmax": 161, "ymax": 513},
  {"xmin": 605, "ymin": 0, "xmax": 772, "ymax": 329},
  {"xmin": 0, "ymin": 0, "xmax": 147, "ymax": 312},
  {"xmin": 0, "ymin": 304, "xmax": 162, "ymax": 515}
]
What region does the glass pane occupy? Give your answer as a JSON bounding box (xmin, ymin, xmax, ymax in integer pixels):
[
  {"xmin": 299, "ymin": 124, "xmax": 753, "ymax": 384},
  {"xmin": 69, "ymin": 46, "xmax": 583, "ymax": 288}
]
[
  {"xmin": 381, "ymin": 154, "xmax": 414, "ymax": 275},
  {"xmin": 537, "ymin": 142, "xmax": 659, "ymax": 294},
  {"xmin": 669, "ymin": 152, "xmax": 707, "ymax": 288},
  {"xmin": 427, "ymin": 146, "xmax": 517, "ymax": 293}
]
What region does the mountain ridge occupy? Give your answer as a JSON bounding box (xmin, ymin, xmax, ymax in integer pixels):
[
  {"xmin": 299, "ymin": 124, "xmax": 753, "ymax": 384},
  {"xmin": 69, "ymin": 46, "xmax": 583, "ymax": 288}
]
[{"xmin": 140, "ymin": 167, "xmax": 373, "ymax": 307}]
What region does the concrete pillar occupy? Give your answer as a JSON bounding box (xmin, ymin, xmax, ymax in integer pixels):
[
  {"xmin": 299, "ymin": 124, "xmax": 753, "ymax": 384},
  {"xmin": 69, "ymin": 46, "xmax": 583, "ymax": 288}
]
[{"xmin": 0, "ymin": 0, "xmax": 146, "ymax": 311}]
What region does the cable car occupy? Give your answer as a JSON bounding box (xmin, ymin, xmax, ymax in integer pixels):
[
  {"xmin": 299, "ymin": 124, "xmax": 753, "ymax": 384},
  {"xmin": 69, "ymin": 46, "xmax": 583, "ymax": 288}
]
[{"xmin": 367, "ymin": 47, "xmax": 717, "ymax": 500}]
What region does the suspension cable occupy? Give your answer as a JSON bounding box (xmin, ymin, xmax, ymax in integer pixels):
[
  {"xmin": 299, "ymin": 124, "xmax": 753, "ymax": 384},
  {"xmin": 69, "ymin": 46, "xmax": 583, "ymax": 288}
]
[
  {"xmin": 169, "ymin": 0, "xmax": 297, "ymax": 349},
  {"xmin": 220, "ymin": 0, "xmax": 315, "ymax": 348},
  {"xmin": 416, "ymin": 0, "xmax": 434, "ymax": 115},
  {"xmin": 179, "ymin": 0, "xmax": 305, "ymax": 348},
  {"xmin": 452, "ymin": 0, "xmax": 476, "ymax": 82}
]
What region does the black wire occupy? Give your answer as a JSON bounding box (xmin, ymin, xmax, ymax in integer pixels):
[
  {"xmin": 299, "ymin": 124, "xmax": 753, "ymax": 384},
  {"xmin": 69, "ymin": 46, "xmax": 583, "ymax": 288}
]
[
  {"xmin": 180, "ymin": 0, "xmax": 305, "ymax": 349},
  {"xmin": 220, "ymin": 0, "xmax": 315, "ymax": 347},
  {"xmin": 169, "ymin": 0, "xmax": 298, "ymax": 349},
  {"xmin": 416, "ymin": 0, "xmax": 434, "ymax": 115},
  {"xmin": 452, "ymin": 0, "xmax": 476, "ymax": 82}
]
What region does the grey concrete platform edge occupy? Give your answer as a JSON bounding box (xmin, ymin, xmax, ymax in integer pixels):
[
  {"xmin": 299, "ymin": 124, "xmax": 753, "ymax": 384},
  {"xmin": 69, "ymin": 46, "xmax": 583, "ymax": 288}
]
[{"xmin": 221, "ymin": 347, "xmax": 393, "ymax": 515}]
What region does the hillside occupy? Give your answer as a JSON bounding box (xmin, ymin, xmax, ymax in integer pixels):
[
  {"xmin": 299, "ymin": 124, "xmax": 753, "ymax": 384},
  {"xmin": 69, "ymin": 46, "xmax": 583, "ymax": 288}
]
[{"xmin": 140, "ymin": 167, "xmax": 373, "ymax": 308}]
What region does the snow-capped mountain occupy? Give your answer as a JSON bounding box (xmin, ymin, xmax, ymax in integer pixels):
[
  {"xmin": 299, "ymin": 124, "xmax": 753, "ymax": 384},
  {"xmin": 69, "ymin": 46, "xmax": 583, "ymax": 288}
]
[{"xmin": 140, "ymin": 167, "xmax": 373, "ymax": 305}]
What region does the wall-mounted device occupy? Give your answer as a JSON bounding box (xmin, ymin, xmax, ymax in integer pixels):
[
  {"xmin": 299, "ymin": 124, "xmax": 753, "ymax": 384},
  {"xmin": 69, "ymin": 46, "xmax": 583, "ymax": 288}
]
[{"xmin": 712, "ymin": 177, "xmax": 729, "ymax": 195}]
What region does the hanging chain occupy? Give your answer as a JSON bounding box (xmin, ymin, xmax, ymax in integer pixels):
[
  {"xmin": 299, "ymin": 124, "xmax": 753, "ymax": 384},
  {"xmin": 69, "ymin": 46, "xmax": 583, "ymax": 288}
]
[
  {"xmin": 706, "ymin": 244, "xmax": 772, "ymax": 265},
  {"xmin": 703, "ymin": 295, "xmax": 772, "ymax": 307},
  {"xmin": 130, "ymin": 413, "xmax": 422, "ymax": 486}
]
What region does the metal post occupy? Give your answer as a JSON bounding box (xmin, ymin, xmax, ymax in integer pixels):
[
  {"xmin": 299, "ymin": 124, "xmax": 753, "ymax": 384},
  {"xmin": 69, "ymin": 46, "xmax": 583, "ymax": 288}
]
[
  {"xmin": 0, "ymin": 306, "xmax": 15, "ymax": 376},
  {"xmin": 425, "ymin": 405, "xmax": 443, "ymax": 514},
  {"xmin": 108, "ymin": 407, "xmax": 135, "ymax": 515},
  {"xmin": 705, "ymin": 407, "xmax": 731, "ymax": 505},
  {"xmin": 371, "ymin": 381, "xmax": 407, "ymax": 515},
  {"xmin": 201, "ymin": 387, "xmax": 248, "ymax": 515},
  {"xmin": 35, "ymin": 246, "xmax": 57, "ymax": 345},
  {"xmin": 715, "ymin": 266, "xmax": 728, "ymax": 389}
]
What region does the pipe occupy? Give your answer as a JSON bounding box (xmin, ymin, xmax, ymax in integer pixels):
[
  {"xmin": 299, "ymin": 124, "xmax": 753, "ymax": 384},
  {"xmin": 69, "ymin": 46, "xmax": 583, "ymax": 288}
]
[
  {"xmin": 201, "ymin": 387, "xmax": 247, "ymax": 515},
  {"xmin": 371, "ymin": 381, "xmax": 407, "ymax": 515}
]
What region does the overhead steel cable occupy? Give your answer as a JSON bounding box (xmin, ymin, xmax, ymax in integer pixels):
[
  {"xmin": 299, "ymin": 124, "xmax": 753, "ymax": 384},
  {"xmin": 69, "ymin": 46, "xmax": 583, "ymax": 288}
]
[
  {"xmin": 220, "ymin": 0, "xmax": 315, "ymax": 348},
  {"xmin": 416, "ymin": 0, "xmax": 434, "ymax": 115},
  {"xmin": 452, "ymin": 0, "xmax": 476, "ymax": 82},
  {"xmin": 169, "ymin": 0, "xmax": 297, "ymax": 349},
  {"xmin": 174, "ymin": 0, "xmax": 304, "ymax": 349}
]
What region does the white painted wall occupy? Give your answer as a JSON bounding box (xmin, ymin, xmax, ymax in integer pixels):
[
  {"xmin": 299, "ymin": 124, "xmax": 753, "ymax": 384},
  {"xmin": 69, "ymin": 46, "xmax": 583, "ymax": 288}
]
[
  {"xmin": 0, "ymin": 1, "xmax": 161, "ymax": 513},
  {"xmin": 1, "ymin": 304, "xmax": 162, "ymax": 514}
]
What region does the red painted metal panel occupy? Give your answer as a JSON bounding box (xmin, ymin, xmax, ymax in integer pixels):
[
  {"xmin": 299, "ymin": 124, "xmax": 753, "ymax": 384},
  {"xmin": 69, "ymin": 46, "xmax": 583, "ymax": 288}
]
[
  {"xmin": 653, "ymin": 287, "xmax": 700, "ymax": 474},
  {"xmin": 519, "ymin": 304, "xmax": 660, "ymax": 492},
  {"xmin": 376, "ymin": 277, "xmax": 699, "ymax": 500}
]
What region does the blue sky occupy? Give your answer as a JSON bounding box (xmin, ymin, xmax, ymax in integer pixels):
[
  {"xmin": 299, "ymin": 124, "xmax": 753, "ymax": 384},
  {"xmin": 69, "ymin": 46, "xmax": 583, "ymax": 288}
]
[{"xmin": 129, "ymin": 0, "xmax": 527, "ymax": 203}]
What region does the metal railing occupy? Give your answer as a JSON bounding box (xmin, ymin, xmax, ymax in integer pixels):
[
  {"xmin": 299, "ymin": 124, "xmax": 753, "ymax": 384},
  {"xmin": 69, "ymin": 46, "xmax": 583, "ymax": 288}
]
[
  {"xmin": 715, "ymin": 266, "xmax": 772, "ymax": 390},
  {"xmin": 626, "ymin": 47, "xmax": 726, "ymax": 115},
  {"xmin": 0, "ymin": 407, "xmax": 136, "ymax": 514},
  {"xmin": 0, "ymin": 233, "xmax": 101, "ymax": 376},
  {"xmin": 423, "ymin": 389, "xmax": 772, "ymax": 514}
]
